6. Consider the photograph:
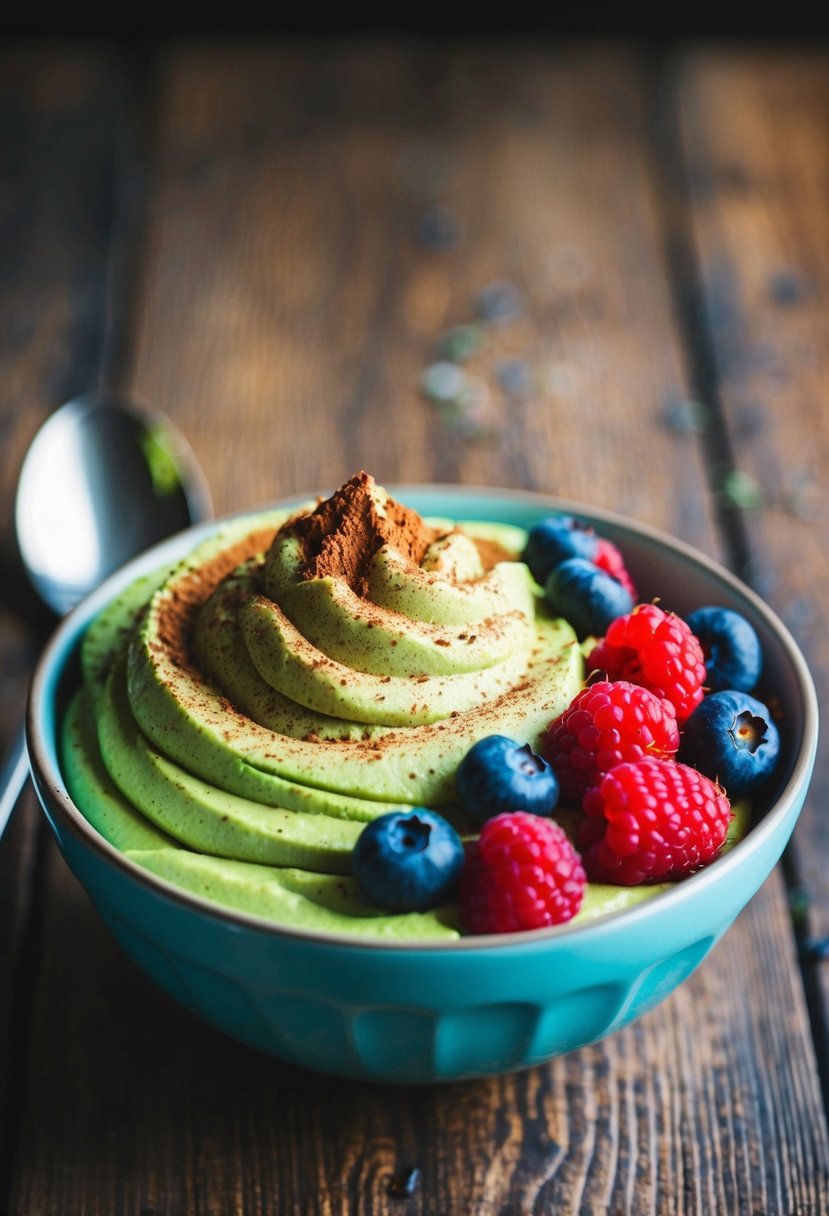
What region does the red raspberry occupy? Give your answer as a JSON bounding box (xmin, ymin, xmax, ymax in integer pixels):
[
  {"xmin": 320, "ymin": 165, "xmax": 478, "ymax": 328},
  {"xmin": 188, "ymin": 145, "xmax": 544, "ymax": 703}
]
[
  {"xmin": 459, "ymin": 812, "xmax": 586, "ymax": 934},
  {"xmin": 579, "ymin": 756, "xmax": 732, "ymax": 884},
  {"xmin": 594, "ymin": 536, "xmax": 636, "ymax": 599},
  {"xmin": 587, "ymin": 603, "xmax": 706, "ymax": 724},
  {"xmin": 542, "ymin": 680, "xmax": 679, "ymax": 805}
]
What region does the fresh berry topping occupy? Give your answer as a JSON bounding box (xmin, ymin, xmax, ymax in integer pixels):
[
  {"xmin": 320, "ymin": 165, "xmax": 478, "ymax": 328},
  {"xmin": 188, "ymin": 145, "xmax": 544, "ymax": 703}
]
[
  {"xmin": 458, "ymin": 812, "xmax": 586, "ymax": 933},
  {"xmin": 545, "ymin": 558, "xmax": 635, "ymax": 639},
  {"xmin": 456, "ymin": 734, "xmax": 559, "ymax": 829},
  {"xmin": 594, "ymin": 536, "xmax": 637, "ymax": 599},
  {"xmin": 522, "ymin": 515, "xmax": 598, "ymax": 586},
  {"xmin": 587, "ymin": 603, "xmax": 706, "ymax": 723},
  {"xmin": 679, "ymin": 690, "xmax": 780, "ymax": 797},
  {"xmin": 580, "ymin": 757, "xmax": 732, "ymax": 884},
  {"xmin": 686, "ymin": 606, "xmax": 763, "ymax": 693},
  {"xmin": 541, "ymin": 680, "xmax": 680, "ymax": 805},
  {"xmin": 352, "ymin": 809, "xmax": 464, "ymax": 911}
]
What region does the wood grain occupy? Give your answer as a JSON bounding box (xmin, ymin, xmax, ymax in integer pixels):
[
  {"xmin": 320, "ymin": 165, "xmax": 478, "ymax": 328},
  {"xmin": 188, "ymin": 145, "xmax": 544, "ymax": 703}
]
[
  {"xmin": 0, "ymin": 46, "xmax": 135, "ymax": 1202},
  {"xmin": 128, "ymin": 41, "xmax": 723, "ymax": 557},
  {"xmin": 672, "ymin": 46, "xmax": 829, "ymax": 1061},
  {"xmin": 3, "ymin": 40, "xmax": 829, "ymax": 1215},
  {"xmin": 10, "ymin": 856, "xmax": 829, "ymax": 1215}
]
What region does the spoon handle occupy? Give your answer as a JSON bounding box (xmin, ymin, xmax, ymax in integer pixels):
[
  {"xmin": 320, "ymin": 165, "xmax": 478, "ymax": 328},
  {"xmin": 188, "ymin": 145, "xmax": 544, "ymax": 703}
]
[{"xmin": 0, "ymin": 720, "xmax": 30, "ymax": 840}]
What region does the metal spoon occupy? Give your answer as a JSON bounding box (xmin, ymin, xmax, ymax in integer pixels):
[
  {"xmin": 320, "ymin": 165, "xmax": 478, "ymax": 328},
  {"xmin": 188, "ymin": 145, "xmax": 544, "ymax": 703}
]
[{"xmin": 0, "ymin": 391, "xmax": 212, "ymax": 837}]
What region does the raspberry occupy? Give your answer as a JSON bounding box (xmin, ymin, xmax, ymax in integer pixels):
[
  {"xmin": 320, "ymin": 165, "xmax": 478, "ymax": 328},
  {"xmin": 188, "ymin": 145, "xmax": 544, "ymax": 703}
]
[
  {"xmin": 542, "ymin": 680, "xmax": 679, "ymax": 805},
  {"xmin": 594, "ymin": 536, "xmax": 636, "ymax": 599},
  {"xmin": 587, "ymin": 603, "xmax": 706, "ymax": 724},
  {"xmin": 459, "ymin": 812, "xmax": 586, "ymax": 934},
  {"xmin": 579, "ymin": 757, "xmax": 732, "ymax": 885}
]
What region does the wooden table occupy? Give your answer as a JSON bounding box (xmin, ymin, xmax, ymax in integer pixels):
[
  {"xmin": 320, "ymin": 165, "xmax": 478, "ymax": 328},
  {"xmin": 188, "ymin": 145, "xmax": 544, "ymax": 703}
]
[{"xmin": 1, "ymin": 37, "xmax": 828, "ymax": 1215}]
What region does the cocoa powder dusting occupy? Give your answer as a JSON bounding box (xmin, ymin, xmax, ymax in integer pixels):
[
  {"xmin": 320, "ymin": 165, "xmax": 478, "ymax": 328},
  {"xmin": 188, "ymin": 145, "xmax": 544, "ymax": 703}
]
[
  {"xmin": 148, "ymin": 479, "xmax": 536, "ymax": 759},
  {"xmin": 285, "ymin": 471, "xmax": 439, "ymax": 597},
  {"xmin": 158, "ymin": 529, "xmax": 275, "ymax": 673},
  {"xmin": 472, "ymin": 535, "xmax": 516, "ymax": 571}
]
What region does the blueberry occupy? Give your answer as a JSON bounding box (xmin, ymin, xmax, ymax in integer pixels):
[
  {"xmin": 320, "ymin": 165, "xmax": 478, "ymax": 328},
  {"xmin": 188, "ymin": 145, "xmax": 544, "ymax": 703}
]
[
  {"xmin": 545, "ymin": 557, "xmax": 634, "ymax": 638},
  {"xmin": 679, "ymin": 690, "xmax": 780, "ymax": 797},
  {"xmin": 416, "ymin": 203, "xmax": 462, "ymax": 251},
  {"xmin": 686, "ymin": 606, "xmax": 763, "ymax": 693},
  {"xmin": 522, "ymin": 516, "xmax": 598, "ymax": 586},
  {"xmin": 456, "ymin": 734, "xmax": 559, "ymax": 829},
  {"xmin": 475, "ymin": 280, "xmax": 525, "ymax": 325},
  {"xmin": 352, "ymin": 809, "xmax": 464, "ymax": 912},
  {"xmin": 495, "ymin": 358, "xmax": 533, "ymax": 398}
]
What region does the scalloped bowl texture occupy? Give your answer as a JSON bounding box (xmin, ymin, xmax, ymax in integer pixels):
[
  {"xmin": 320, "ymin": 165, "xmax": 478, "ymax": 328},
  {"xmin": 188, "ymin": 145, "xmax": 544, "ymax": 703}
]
[{"xmin": 27, "ymin": 488, "xmax": 818, "ymax": 1083}]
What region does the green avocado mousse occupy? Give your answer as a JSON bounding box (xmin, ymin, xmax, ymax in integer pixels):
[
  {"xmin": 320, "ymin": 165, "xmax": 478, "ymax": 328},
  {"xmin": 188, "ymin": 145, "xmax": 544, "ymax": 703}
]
[{"xmin": 61, "ymin": 474, "xmax": 745, "ymax": 940}]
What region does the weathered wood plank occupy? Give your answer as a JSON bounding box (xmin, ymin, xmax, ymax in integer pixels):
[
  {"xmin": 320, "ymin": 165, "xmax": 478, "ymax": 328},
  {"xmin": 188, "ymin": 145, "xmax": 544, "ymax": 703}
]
[
  {"xmin": 11, "ymin": 858, "xmax": 829, "ymax": 1215},
  {"xmin": 127, "ymin": 41, "xmax": 724, "ymax": 553},
  {"xmin": 0, "ymin": 45, "xmax": 133, "ymax": 1203},
  {"xmin": 671, "ymin": 46, "xmax": 829, "ymax": 1057},
  {"xmin": 6, "ymin": 41, "xmax": 828, "ymax": 1215}
]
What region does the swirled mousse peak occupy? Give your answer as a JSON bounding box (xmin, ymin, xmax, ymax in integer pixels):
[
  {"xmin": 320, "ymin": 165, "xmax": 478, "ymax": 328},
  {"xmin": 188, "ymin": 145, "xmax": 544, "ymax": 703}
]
[
  {"xmin": 288, "ymin": 471, "xmax": 441, "ymax": 596},
  {"xmin": 62, "ymin": 475, "xmax": 588, "ymax": 940},
  {"xmin": 241, "ymin": 477, "xmax": 542, "ymax": 728}
]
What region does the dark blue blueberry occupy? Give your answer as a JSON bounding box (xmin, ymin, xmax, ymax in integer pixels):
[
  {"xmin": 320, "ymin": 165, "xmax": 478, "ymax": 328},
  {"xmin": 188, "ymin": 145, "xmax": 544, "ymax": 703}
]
[
  {"xmin": 679, "ymin": 690, "xmax": 780, "ymax": 797},
  {"xmin": 769, "ymin": 268, "xmax": 813, "ymax": 307},
  {"xmin": 661, "ymin": 396, "xmax": 708, "ymax": 434},
  {"xmin": 686, "ymin": 606, "xmax": 763, "ymax": 693},
  {"xmin": 545, "ymin": 557, "xmax": 634, "ymax": 638},
  {"xmin": 474, "ymin": 280, "xmax": 525, "ymax": 325},
  {"xmin": 495, "ymin": 358, "xmax": 533, "ymax": 398},
  {"xmin": 455, "ymin": 734, "xmax": 559, "ymax": 829},
  {"xmin": 352, "ymin": 809, "xmax": 464, "ymax": 912},
  {"xmin": 521, "ymin": 516, "xmax": 598, "ymax": 586},
  {"xmin": 416, "ymin": 203, "xmax": 462, "ymax": 251}
]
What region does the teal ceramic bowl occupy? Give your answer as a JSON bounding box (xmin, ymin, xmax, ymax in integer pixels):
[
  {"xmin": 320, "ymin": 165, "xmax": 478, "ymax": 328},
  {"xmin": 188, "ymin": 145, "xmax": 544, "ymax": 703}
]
[{"xmin": 27, "ymin": 488, "xmax": 818, "ymax": 1083}]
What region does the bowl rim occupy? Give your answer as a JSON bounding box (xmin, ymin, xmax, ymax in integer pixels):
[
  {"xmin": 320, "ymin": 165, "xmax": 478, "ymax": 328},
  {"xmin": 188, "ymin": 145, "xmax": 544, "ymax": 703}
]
[{"xmin": 27, "ymin": 482, "xmax": 820, "ymax": 953}]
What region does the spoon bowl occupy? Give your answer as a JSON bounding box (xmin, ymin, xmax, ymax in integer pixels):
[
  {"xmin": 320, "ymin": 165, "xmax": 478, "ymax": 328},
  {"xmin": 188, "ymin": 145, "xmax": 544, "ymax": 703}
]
[
  {"xmin": 16, "ymin": 392, "xmax": 212, "ymax": 617},
  {"xmin": 1, "ymin": 391, "xmax": 211, "ymax": 838}
]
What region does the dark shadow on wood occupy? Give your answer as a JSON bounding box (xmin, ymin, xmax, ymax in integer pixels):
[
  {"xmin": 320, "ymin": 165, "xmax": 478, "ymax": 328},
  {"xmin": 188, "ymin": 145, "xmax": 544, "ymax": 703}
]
[
  {"xmin": 0, "ymin": 806, "xmax": 48, "ymax": 1216},
  {"xmin": 644, "ymin": 44, "xmax": 829, "ymax": 1123},
  {"xmin": 643, "ymin": 46, "xmax": 756, "ymax": 587},
  {"xmin": 0, "ymin": 44, "xmax": 161, "ymax": 1212}
]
